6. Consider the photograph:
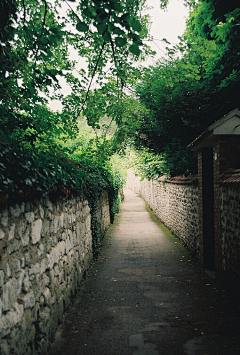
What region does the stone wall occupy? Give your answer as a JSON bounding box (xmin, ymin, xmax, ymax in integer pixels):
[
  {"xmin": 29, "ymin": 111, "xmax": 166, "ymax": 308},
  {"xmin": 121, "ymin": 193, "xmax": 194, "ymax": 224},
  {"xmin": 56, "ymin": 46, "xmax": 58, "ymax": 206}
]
[
  {"xmin": 220, "ymin": 186, "xmax": 240, "ymax": 273},
  {"xmin": 126, "ymin": 169, "xmax": 199, "ymax": 257},
  {"xmin": 0, "ymin": 191, "xmax": 110, "ymax": 355}
]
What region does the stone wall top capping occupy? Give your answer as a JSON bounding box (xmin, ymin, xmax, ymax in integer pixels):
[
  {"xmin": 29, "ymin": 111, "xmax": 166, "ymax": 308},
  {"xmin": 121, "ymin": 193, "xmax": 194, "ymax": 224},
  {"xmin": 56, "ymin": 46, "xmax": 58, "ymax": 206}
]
[{"xmin": 165, "ymin": 175, "xmax": 198, "ymax": 185}]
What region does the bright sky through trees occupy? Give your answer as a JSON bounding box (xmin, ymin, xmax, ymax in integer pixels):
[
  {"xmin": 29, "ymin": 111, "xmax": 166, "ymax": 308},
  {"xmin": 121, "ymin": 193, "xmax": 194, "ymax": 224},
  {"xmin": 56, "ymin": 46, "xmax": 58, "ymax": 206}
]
[
  {"xmin": 146, "ymin": 0, "xmax": 189, "ymax": 63},
  {"xmin": 49, "ymin": 0, "xmax": 189, "ymax": 111}
]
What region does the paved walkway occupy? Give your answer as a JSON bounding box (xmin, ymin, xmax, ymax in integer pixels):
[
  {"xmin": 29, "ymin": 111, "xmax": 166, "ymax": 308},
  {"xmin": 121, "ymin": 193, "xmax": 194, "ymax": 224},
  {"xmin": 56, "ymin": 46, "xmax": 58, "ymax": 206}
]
[{"xmin": 48, "ymin": 189, "xmax": 240, "ymax": 355}]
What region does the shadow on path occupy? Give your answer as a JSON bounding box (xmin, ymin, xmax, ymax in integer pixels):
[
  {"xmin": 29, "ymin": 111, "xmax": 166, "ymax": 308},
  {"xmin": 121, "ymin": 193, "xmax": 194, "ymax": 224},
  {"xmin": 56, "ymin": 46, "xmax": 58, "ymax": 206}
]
[{"xmin": 48, "ymin": 189, "xmax": 240, "ymax": 355}]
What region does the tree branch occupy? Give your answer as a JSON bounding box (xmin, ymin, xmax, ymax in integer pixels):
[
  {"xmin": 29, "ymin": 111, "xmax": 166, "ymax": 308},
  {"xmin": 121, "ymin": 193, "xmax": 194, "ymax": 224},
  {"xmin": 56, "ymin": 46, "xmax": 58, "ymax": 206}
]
[{"xmin": 79, "ymin": 41, "xmax": 106, "ymax": 115}]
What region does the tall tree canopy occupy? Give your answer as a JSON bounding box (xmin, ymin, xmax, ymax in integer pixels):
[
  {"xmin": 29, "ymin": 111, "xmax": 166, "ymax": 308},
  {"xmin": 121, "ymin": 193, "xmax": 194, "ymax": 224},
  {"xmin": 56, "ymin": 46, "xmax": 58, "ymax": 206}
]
[
  {"xmin": 1, "ymin": 0, "xmax": 239, "ymax": 192},
  {"xmin": 134, "ymin": 0, "xmax": 240, "ymax": 176},
  {"xmin": 0, "ymin": 0, "xmax": 150, "ymax": 146},
  {"xmin": 0, "ymin": 0, "xmax": 151, "ymax": 199}
]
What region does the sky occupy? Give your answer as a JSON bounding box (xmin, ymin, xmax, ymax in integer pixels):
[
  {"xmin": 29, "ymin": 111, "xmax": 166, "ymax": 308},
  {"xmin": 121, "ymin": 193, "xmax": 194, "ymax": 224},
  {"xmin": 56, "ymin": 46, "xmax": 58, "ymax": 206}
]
[
  {"xmin": 49, "ymin": 0, "xmax": 189, "ymax": 111},
  {"xmin": 144, "ymin": 0, "xmax": 189, "ymax": 64}
]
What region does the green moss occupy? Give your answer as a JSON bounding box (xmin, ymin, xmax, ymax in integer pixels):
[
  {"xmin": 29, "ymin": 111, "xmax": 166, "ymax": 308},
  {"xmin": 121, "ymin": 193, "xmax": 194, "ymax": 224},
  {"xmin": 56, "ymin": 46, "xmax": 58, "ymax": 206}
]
[{"xmin": 145, "ymin": 203, "xmax": 189, "ymax": 255}]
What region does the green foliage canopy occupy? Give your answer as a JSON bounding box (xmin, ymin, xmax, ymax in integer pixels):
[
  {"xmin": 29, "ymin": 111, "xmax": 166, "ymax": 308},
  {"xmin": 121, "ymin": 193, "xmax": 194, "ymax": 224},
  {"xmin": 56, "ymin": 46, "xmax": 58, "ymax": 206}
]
[
  {"xmin": 133, "ymin": 0, "xmax": 240, "ymax": 176},
  {"xmin": 0, "ymin": 0, "xmax": 152, "ymax": 259}
]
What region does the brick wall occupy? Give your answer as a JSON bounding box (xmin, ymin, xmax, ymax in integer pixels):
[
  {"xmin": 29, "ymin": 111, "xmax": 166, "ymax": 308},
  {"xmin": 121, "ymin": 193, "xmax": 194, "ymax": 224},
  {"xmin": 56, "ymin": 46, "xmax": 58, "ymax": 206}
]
[{"xmin": 0, "ymin": 191, "xmax": 110, "ymax": 355}]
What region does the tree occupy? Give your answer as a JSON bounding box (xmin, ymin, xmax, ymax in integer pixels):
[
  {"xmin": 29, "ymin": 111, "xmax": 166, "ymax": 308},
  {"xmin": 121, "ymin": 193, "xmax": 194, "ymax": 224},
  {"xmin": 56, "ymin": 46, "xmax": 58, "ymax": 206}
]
[
  {"xmin": 133, "ymin": 0, "xmax": 240, "ymax": 176},
  {"xmin": 0, "ymin": 0, "xmax": 150, "ymax": 198},
  {"xmin": 0, "ymin": 0, "xmax": 151, "ymax": 145}
]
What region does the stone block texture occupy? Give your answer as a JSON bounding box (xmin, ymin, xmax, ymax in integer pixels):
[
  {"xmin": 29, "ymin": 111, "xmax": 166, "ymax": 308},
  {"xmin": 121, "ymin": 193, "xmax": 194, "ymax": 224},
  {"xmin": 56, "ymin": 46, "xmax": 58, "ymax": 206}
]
[
  {"xmin": 220, "ymin": 186, "xmax": 240, "ymax": 273},
  {"xmin": 0, "ymin": 191, "xmax": 110, "ymax": 355},
  {"xmin": 127, "ymin": 170, "xmax": 199, "ymax": 257}
]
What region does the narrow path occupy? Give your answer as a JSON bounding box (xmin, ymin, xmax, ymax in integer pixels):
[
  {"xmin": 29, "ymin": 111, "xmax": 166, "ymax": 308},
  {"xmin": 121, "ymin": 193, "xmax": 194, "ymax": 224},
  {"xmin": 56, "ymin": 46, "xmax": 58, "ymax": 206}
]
[{"xmin": 49, "ymin": 189, "xmax": 240, "ymax": 355}]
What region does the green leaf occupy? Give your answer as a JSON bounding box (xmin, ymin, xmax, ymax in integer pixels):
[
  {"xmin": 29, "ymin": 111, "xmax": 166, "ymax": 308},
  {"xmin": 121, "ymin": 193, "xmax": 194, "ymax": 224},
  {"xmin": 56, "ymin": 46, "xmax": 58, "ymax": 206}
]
[
  {"xmin": 129, "ymin": 44, "xmax": 141, "ymax": 56},
  {"xmin": 121, "ymin": 13, "xmax": 131, "ymax": 22},
  {"xmin": 40, "ymin": 37, "xmax": 48, "ymax": 44},
  {"xmin": 103, "ymin": 31, "xmax": 111, "ymax": 42},
  {"xmin": 76, "ymin": 22, "xmax": 89, "ymax": 32},
  {"xmin": 121, "ymin": 13, "xmax": 131, "ymax": 27},
  {"xmin": 113, "ymin": 27, "xmax": 125, "ymax": 36},
  {"xmin": 115, "ymin": 37, "xmax": 127, "ymax": 47},
  {"xmin": 112, "ymin": 2, "xmax": 122, "ymax": 12},
  {"xmin": 131, "ymin": 19, "xmax": 142, "ymax": 32},
  {"xmin": 83, "ymin": 8, "xmax": 93, "ymax": 18},
  {"xmin": 97, "ymin": 23, "xmax": 106, "ymax": 35}
]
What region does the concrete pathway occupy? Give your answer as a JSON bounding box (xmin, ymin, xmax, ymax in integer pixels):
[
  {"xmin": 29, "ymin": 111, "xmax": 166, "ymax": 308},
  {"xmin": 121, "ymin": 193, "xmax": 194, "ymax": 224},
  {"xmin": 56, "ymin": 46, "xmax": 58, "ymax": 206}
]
[{"xmin": 48, "ymin": 189, "xmax": 240, "ymax": 355}]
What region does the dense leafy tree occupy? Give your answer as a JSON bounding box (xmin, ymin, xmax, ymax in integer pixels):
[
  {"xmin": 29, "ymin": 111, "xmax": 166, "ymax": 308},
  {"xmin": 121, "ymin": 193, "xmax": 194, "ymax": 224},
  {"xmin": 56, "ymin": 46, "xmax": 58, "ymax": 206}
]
[
  {"xmin": 133, "ymin": 0, "xmax": 240, "ymax": 176},
  {"xmin": 0, "ymin": 0, "xmax": 150, "ymax": 198},
  {"xmin": 0, "ymin": 0, "xmax": 152, "ymax": 258},
  {"xmin": 1, "ymin": 0, "xmax": 239, "ymax": 192},
  {"xmin": 0, "ymin": 0, "xmax": 149, "ymax": 146}
]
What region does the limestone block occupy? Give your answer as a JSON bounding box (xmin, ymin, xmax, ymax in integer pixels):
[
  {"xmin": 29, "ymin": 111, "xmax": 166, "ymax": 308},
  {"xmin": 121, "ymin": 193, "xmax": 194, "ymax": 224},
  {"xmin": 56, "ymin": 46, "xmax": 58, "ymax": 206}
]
[
  {"xmin": 48, "ymin": 269, "xmax": 55, "ymax": 285},
  {"xmin": 53, "ymin": 264, "xmax": 60, "ymax": 276},
  {"xmin": 42, "ymin": 219, "xmax": 50, "ymax": 237},
  {"xmin": 0, "ymin": 270, "xmax": 5, "ymax": 287},
  {"xmin": 11, "ymin": 259, "xmax": 21, "ymax": 274},
  {"xmin": 67, "ymin": 250, "xmax": 74, "ymax": 264},
  {"xmin": 25, "ymin": 212, "xmax": 35, "ymax": 224},
  {"xmin": 59, "ymin": 213, "xmax": 64, "ymax": 228},
  {"xmin": 0, "ymin": 302, "xmax": 24, "ymax": 338},
  {"xmin": 45, "ymin": 209, "xmax": 53, "ymax": 221},
  {"xmin": 85, "ymin": 214, "xmax": 91, "ymax": 232},
  {"xmin": 0, "ymin": 227, "xmax": 5, "ymax": 240},
  {"xmin": 22, "ymin": 272, "xmax": 31, "ymax": 293},
  {"xmin": 40, "ymin": 258, "xmax": 48, "ymax": 274},
  {"xmin": 47, "ymin": 241, "xmax": 66, "ymax": 269},
  {"xmin": 6, "ymin": 263, "xmax": 11, "ymax": 277},
  {"xmin": 8, "ymin": 238, "xmax": 21, "ymax": 254},
  {"xmin": 66, "ymin": 235, "xmax": 74, "ymax": 254},
  {"xmin": 67, "ymin": 213, "xmax": 72, "ymax": 224},
  {"xmin": 8, "ymin": 223, "xmax": 15, "ymax": 241},
  {"xmin": 51, "ymin": 235, "xmax": 58, "ymax": 247},
  {"xmin": 31, "ymin": 219, "xmax": 42, "ymax": 244},
  {"xmin": 39, "ymin": 204, "xmax": 44, "ymax": 219},
  {"xmin": 43, "ymin": 288, "xmax": 52, "ymax": 305},
  {"xmin": 16, "ymin": 270, "xmax": 25, "ymax": 296},
  {"xmin": 21, "ymin": 226, "xmax": 30, "ymax": 247},
  {"xmin": 10, "ymin": 204, "xmax": 22, "ymax": 218},
  {"xmin": 0, "ymin": 210, "xmax": 8, "ymax": 227},
  {"xmin": 76, "ymin": 221, "xmax": 81, "ymax": 238},
  {"xmin": 24, "ymin": 252, "xmax": 31, "ymax": 267},
  {"xmin": 18, "ymin": 290, "xmax": 35, "ymax": 309},
  {"xmin": 29, "ymin": 263, "xmax": 40, "ymax": 280},
  {"xmin": 0, "ymin": 339, "xmax": 10, "ymax": 355},
  {"xmin": 71, "ymin": 213, "xmax": 76, "ymax": 223},
  {"xmin": 38, "ymin": 306, "xmax": 51, "ymax": 335},
  {"xmin": 45, "ymin": 199, "xmax": 53, "ymax": 212},
  {"xmin": 53, "ymin": 215, "xmax": 60, "ymax": 233},
  {"xmin": 38, "ymin": 243, "xmax": 44, "ymax": 257},
  {"xmin": 62, "ymin": 255, "xmax": 68, "ymax": 264},
  {"xmin": 42, "ymin": 274, "xmax": 50, "ymax": 288},
  {"xmin": 0, "ymin": 298, "xmax": 3, "ymax": 318},
  {"xmin": 58, "ymin": 269, "xmax": 64, "ymax": 284},
  {"xmin": 80, "ymin": 221, "xmax": 85, "ymax": 236},
  {"xmin": 2, "ymin": 278, "xmax": 18, "ymax": 311}
]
